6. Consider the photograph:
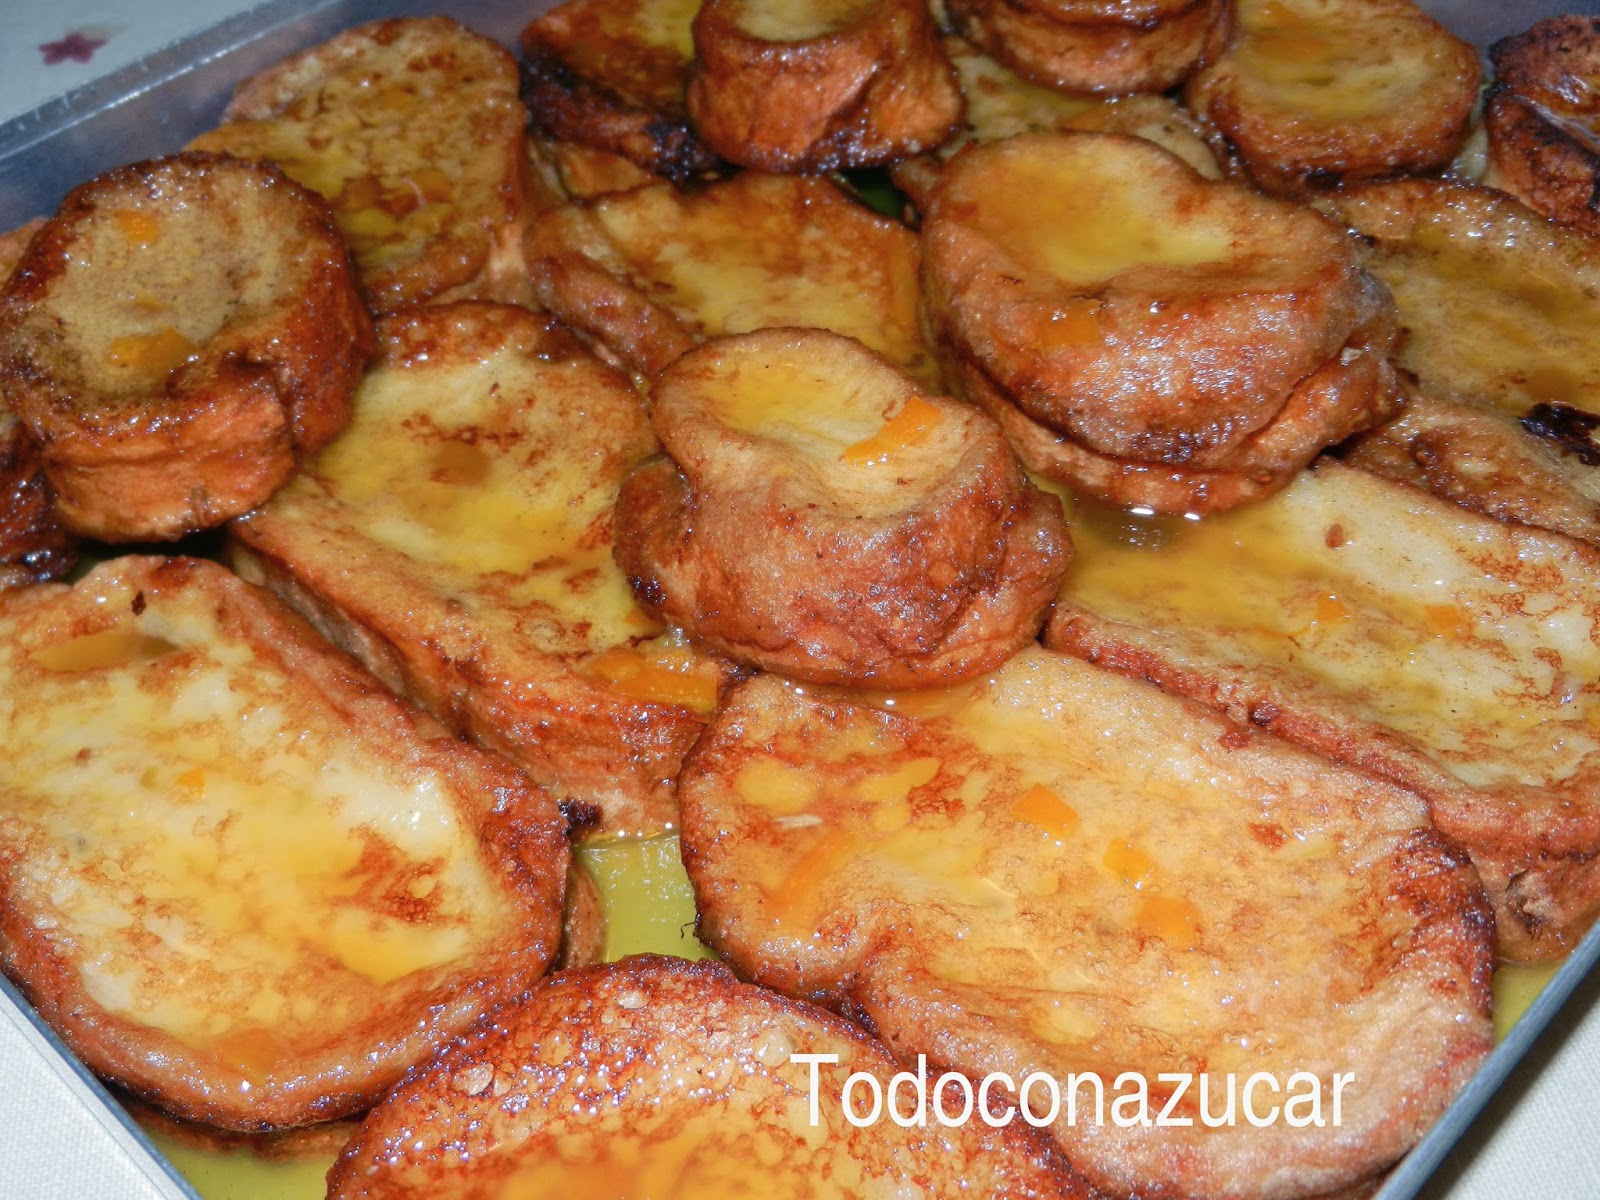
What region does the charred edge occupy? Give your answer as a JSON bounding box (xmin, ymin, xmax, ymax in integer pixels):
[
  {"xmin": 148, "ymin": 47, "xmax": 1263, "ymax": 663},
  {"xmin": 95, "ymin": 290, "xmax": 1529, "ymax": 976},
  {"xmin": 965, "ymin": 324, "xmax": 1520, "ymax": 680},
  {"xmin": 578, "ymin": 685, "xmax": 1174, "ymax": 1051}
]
[{"xmin": 1521, "ymin": 402, "xmax": 1600, "ymax": 465}]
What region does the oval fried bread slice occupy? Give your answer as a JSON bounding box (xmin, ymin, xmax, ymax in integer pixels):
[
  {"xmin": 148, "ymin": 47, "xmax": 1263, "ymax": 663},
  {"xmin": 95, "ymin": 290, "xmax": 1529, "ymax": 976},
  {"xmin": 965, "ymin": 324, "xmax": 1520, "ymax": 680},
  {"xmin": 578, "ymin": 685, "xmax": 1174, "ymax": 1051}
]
[
  {"xmin": 0, "ymin": 556, "xmax": 569, "ymax": 1130},
  {"xmin": 952, "ymin": 0, "xmax": 1231, "ymax": 95},
  {"xmin": 520, "ymin": 0, "xmax": 721, "ymax": 183},
  {"xmin": 1484, "ymin": 16, "xmax": 1600, "ymax": 238},
  {"xmin": 231, "ymin": 302, "xmax": 731, "ymax": 840},
  {"xmin": 0, "ymin": 153, "xmax": 371, "ymax": 542},
  {"xmin": 922, "ymin": 132, "xmax": 1399, "ymax": 512},
  {"xmin": 1047, "ymin": 459, "xmax": 1600, "ymax": 961},
  {"xmin": 891, "ymin": 37, "xmax": 1226, "ymax": 210},
  {"xmin": 679, "ymin": 649, "xmax": 1493, "ymax": 1199},
  {"xmin": 1319, "ymin": 179, "xmax": 1600, "ymax": 543},
  {"xmin": 524, "ymin": 171, "xmax": 938, "ymax": 386},
  {"xmin": 190, "ymin": 17, "xmax": 536, "ymax": 313},
  {"xmin": 1184, "ymin": 0, "xmax": 1480, "ymax": 197},
  {"xmin": 616, "ymin": 328, "xmax": 1069, "ymax": 687},
  {"xmin": 327, "ymin": 955, "xmax": 1089, "ymax": 1199},
  {"xmin": 0, "ymin": 219, "xmax": 74, "ymax": 591},
  {"xmin": 686, "ymin": 0, "xmax": 961, "ymax": 171}
]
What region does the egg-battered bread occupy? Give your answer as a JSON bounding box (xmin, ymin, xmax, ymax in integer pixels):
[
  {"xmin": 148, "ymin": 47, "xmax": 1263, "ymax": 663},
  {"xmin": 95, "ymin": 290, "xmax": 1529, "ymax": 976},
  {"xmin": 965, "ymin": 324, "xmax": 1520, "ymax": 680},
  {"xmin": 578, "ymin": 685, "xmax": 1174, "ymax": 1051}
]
[
  {"xmin": 679, "ymin": 649, "xmax": 1493, "ymax": 1199},
  {"xmin": 328, "ymin": 955, "xmax": 1089, "ymax": 1199},
  {"xmin": 921, "ymin": 132, "xmax": 1399, "ymax": 513},
  {"xmin": 0, "ymin": 153, "xmax": 370, "ymax": 542},
  {"xmin": 1047, "ymin": 459, "xmax": 1600, "ymax": 960},
  {"xmin": 615, "ymin": 329, "xmax": 1068, "ymax": 687},
  {"xmin": 0, "ymin": 556, "xmax": 568, "ymax": 1130},
  {"xmin": 191, "ymin": 17, "xmax": 537, "ymax": 314},
  {"xmin": 520, "ymin": 0, "xmax": 720, "ymax": 183},
  {"xmin": 1185, "ymin": 0, "xmax": 1479, "ymax": 196},
  {"xmin": 524, "ymin": 171, "xmax": 938, "ymax": 385},
  {"xmin": 231, "ymin": 303, "xmax": 729, "ymax": 839},
  {"xmin": 891, "ymin": 37, "xmax": 1226, "ymax": 210},
  {"xmin": 1320, "ymin": 179, "xmax": 1600, "ymax": 545},
  {"xmin": 686, "ymin": 0, "xmax": 961, "ymax": 171},
  {"xmin": 952, "ymin": 0, "xmax": 1231, "ymax": 96},
  {"xmin": 1484, "ymin": 16, "xmax": 1600, "ymax": 238}
]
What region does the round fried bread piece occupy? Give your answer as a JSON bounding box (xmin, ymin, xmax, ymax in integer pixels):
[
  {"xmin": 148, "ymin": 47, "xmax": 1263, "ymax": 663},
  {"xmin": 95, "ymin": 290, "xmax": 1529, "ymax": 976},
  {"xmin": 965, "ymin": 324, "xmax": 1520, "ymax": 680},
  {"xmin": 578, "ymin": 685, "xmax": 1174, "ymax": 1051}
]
[
  {"xmin": 891, "ymin": 37, "xmax": 1226, "ymax": 210},
  {"xmin": 686, "ymin": 0, "xmax": 962, "ymax": 171},
  {"xmin": 1185, "ymin": 0, "xmax": 1480, "ymax": 197},
  {"xmin": 615, "ymin": 329, "xmax": 1068, "ymax": 687},
  {"xmin": 951, "ymin": 0, "xmax": 1231, "ymax": 95},
  {"xmin": 0, "ymin": 153, "xmax": 371, "ymax": 542},
  {"xmin": 328, "ymin": 955, "xmax": 1089, "ymax": 1199},
  {"xmin": 1484, "ymin": 16, "xmax": 1600, "ymax": 238},
  {"xmin": 679, "ymin": 650, "xmax": 1495, "ymax": 1199},
  {"xmin": 922, "ymin": 132, "xmax": 1400, "ymax": 511},
  {"xmin": 0, "ymin": 556, "xmax": 569, "ymax": 1130}
]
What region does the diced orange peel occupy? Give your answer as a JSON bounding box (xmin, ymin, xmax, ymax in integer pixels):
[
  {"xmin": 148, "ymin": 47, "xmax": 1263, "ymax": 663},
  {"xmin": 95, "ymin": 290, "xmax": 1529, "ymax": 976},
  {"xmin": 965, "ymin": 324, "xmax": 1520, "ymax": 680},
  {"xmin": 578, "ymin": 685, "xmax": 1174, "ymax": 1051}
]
[
  {"xmin": 840, "ymin": 396, "xmax": 942, "ymax": 467},
  {"xmin": 113, "ymin": 209, "xmax": 161, "ymax": 248},
  {"xmin": 577, "ymin": 646, "xmax": 720, "ymax": 714},
  {"xmin": 1041, "ymin": 299, "xmax": 1104, "ymax": 350},
  {"xmin": 1009, "ymin": 784, "xmax": 1079, "ymax": 839},
  {"xmin": 1424, "ymin": 604, "xmax": 1470, "ymax": 639},
  {"xmin": 105, "ymin": 328, "xmax": 198, "ymax": 378},
  {"xmin": 1135, "ymin": 894, "xmax": 1201, "ymax": 949},
  {"xmin": 1104, "ymin": 838, "xmax": 1155, "ymax": 884}
]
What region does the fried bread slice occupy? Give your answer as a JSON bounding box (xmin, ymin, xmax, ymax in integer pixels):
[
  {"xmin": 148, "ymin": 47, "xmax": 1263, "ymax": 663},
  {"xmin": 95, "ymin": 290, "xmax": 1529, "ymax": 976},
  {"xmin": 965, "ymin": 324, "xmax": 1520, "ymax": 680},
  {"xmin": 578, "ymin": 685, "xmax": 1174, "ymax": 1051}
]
[
  {"xmin": 231, "ymin": 302, "xmax": 729, "ymax": 839},
  {"xmin": 921, "ymin": 132, "xmax": 1399, "ymax": 512},
  {"xmin": 686, "ymin": 0, "xmax": 961, "ymax": 171},
  {"xmin": 1185, "ymin": 0, "xmax": 1479, "ymax": 197},
  {"xmin": 525, "ymin": 171, "xmax": 938, "ymax": 385},
  {"xmin": 679, "ymin": 650, "xmax": 1493, "ymax": 1199},
  {"xmin": 616, "ymin": 329, "xmax": 1068, "ymax": 687},
  {"xmin": 327, "ymin": 955, "xmax": 1089, "ymax": 1199},
  {"xmin": 0, "ymin": 153, "xmax": 370, "ymax": 542},
  {"xmin": 1319, "ymin": 179, "xmax": 1600, "ymax": 543},
  {"xmin": 190, "ymin": 17, "xmax": 536, "ymax": 314},
  {"xmin": 0, "ymin": 219, "xmax": 73, "ymax": 590},
  {"xmin": 1484, "ymin": 16, "xmax": 1600, "ymax": 238},
  {"xmin": 1047, "ymin": 459, "xmax": 1600, "ymax": 960},
  {"xmin": 520, "ymin": 0, "xmax": 720, "ymax": 185},
  {"xmin": 0, "ymin": 556, "xmax": 569, "ymax": 1130},
  {"xmin": 891, "ymin": 38, "xmax": 1225, "ymax": 210},
  {"xmin": 952, "ymin": 0, "xmax": 1231, "ymax": 96}
]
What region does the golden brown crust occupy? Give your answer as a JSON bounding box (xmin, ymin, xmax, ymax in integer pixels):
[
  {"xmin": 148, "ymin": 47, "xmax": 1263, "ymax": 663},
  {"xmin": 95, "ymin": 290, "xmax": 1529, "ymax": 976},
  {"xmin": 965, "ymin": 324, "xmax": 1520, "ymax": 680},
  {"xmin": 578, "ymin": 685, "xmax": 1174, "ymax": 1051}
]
[
  {"xmin": 0, "ymin": 153, "xmax": 370, "ymax": 542},
  {"xmin": 193, "ymin": 17, "xmax": 535, "ymax": 313},
  {"xmin": 0, "ymin": 556, "xmax": 569, "ymax": 1129},
  {"xmin": 922, "ymin": 132, "xmax": 1400, "ymax": 512},
  {"xmin": 1484, "ymin": 16, "xmax": 1600, "ymax": 237},
  {"xmin": 524, "ymin": 171, "xmax": 939, "ymax": 386},
  {"xmin": 679, "ymin": 653, "xmax": 1494, "ymax": 1198},
  {"xmin": 520, "ymin": 0, "xmax": 722, "ymax": 182},
  {"xmin": 122, "ymin": 1093, "xmax": 361, "ymax": 1162},
  {"xmin": 686, "ymin": 0, "xmax": 963, "ymax": 171},
  {"xmin": 556, "ymin": 865, "xmax": 608, "ymax": 969},
  {"xmin": 1046, "ymin": 459, "xmax": 1600, "ymax": 960},
  {"xmin": 616, "ymin": 329, "xmax": 1069, "ymax": 687},
  {"xmin": 230, "ymin": 303, "xmax": 731, "ymax": 839},
  {"xmin": 328, "ymin": 956, "xmax": 1090, "ymax": 1199},
  {"xmin": 952, "ymin": 0, "xmax": 1231, "ymax": 95},
  {"xmin": 1185, "ymin": 0, "xmax": 1480, "ymax": 197}
]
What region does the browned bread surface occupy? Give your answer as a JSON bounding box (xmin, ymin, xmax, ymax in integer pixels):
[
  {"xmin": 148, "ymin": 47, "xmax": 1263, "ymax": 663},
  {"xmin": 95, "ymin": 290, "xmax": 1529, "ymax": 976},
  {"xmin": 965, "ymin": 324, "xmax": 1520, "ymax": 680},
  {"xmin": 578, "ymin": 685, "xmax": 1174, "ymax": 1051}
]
[
  {"xmin": 0, "ymin": 153, "xmax": 370, "ymax": 542},
  {"xmin": 328, "ymin": 955, "xmax": 1091, "ymax": 1199},
  {"xmin": 0, "ymin": 556, "xmax": 569, "ymax": 1129},
  {"xmin": 680, "ymin": 650, "xmax": 1494, "ymax": 1199},
  {"xmin": 192, "ymin": 17, "xmax": 535, "ymax": 313}
]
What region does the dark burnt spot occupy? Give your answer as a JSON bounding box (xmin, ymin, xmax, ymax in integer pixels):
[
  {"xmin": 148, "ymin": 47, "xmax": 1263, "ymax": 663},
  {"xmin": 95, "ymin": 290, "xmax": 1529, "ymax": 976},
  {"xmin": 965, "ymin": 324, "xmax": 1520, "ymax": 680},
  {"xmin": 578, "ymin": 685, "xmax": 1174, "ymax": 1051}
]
[
  {"xmin": 1247, "ymin": 701, "xmax": 1280, "ymax": 728},
  {"xmin": 559, "ymin": 798, "xmax": 602, "ymax": 837},
  {"xmin": 1521, "ymin": 401, "xmax": 1600, "ymax": 465},
  {"xmin": 131, "ymin": 590, "xmax": 146, "ymax": 615}
]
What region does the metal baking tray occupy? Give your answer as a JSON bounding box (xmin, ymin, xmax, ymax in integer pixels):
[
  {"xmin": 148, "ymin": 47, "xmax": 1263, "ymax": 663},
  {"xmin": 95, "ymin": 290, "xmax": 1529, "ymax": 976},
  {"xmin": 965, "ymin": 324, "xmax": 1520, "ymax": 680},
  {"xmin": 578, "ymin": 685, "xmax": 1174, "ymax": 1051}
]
[{"xmin": 0, "ymin": 1, "xmax": 1596, "ymax": 1197}]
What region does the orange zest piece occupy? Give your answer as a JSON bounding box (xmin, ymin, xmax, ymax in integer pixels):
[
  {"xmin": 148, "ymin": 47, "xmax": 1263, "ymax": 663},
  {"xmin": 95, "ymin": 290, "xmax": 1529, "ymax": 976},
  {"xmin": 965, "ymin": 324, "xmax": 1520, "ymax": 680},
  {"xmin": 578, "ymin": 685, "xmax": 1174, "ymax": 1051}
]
[
  {"xmin": 771, "ymin": 828, "xmax": 854, "ymax": 928},
  {"xmin": 840, "ymin": 396, "xmax": 942, "ymax": 466},
  {"xmin": 1424, "ymin": 604, "xmax": 1469, "ymax": 639},
  {"xmin": 31, "ymin": 629, "xmax": 179, "ymax": 672},
  {"xmin": 174, "ymin": 767, "xmax": 207, "ymax": 794},
  {"xmin": 1135, "ymin": 894, "xmax": 1201, "ymax": 949},
  {"xmin": 1315, "ymin": 594, "xmax": 1349, "ymax": 625},
  {"xmin": 1041, "ymin": 300, "xmax": 1103, "ymax": 350},
  {"xmin": 1104, "ymin": 839, "xmax": 1155, "ymax": 884},
  {"xmin": 114, "ymin": 209, "xmax": 160, "ymax": 248},
  {"xmin": 577, "ymin": 647, "xmax": 720, "ymax": 715},
  {"xmin": 1009, "ymin": 784, "xmax": 1079, "ymax": 839},
  {"xmin": 105, "ymin": 328, "xmax": 197, "ymax": 378}
]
